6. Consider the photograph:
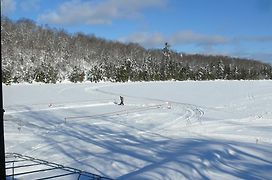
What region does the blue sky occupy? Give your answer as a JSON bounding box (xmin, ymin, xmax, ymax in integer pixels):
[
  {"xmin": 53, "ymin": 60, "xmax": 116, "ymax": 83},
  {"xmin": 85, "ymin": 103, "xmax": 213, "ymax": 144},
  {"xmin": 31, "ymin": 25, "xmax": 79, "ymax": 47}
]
[{"xmin": 2, "ymin": 0, "xmax": 272, "ymax": 63}]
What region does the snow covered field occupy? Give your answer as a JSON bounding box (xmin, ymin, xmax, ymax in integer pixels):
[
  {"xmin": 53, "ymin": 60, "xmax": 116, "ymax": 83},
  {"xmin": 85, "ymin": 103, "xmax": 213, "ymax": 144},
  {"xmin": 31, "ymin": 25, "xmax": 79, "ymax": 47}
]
[{"xmin": 3, "ymin": 80, "xmax": 272, "ymax": 179}]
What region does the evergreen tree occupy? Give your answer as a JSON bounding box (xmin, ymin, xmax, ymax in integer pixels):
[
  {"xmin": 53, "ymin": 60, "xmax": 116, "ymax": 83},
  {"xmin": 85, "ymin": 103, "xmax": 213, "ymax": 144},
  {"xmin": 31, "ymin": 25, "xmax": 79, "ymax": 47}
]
[
  {"xmin": 87, "ymin": 65, "xmax": 102, "ymax": 83},
  {"xmin": 2, "ymin": 65, "xmax": 13, "ymax": 85},
  {"xmin": 163, "ymin": 42, "xmax": 171, "ymax": 59},
  {"xmin": 1, "ymin": 16, "xmax": 271, "ymax": 83},
  {"xmin": 69, "ymin": 66, "xmax": 85, "ymax": 83}
]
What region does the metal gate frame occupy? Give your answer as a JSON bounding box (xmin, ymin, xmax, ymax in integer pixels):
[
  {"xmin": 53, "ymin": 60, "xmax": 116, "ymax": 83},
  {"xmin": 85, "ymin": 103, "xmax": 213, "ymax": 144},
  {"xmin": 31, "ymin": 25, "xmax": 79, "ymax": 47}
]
[{"xmin": 5, "ymin": 153, "xmax": 113, "ymax": 180}]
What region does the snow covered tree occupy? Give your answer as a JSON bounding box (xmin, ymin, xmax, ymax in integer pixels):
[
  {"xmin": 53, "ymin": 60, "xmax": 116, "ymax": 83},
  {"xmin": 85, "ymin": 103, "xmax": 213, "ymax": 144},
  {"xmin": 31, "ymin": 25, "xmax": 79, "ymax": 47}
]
[
  {"xmin": 69, "ymin": 66, "xmax": 85, "ymax": 83},
  {"xmin": 34, "ymin": 62, "xmax": 58, "ymax": 83},
  {"xmin": 162, "ymin": 42, "xmax": 171, "ymax": 59},
  {"xmin": 2, "ymin": 65, "xmax": 13, "ymax": 85},
  {"xmin": 1, "ymin": 16, "xmax": 271, "ymax": 83},
  {"xmin": 87, "ymin": 65, "xmax": 103, "ymax": 83}
]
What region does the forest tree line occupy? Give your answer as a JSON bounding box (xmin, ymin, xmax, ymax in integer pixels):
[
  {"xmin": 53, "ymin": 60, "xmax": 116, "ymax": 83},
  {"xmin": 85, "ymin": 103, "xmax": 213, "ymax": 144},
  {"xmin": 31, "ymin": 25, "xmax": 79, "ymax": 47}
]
[{"xmin": 1, "ymin": 17, "xmax": 272, "ymax": 85}]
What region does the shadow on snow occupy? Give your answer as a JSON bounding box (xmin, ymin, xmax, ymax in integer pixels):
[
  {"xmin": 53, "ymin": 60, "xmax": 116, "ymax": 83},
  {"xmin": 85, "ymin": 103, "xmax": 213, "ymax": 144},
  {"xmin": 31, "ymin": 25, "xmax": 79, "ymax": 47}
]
[{"xmin": 6, "ymin": 107, "xmax": 272, "ymax": 179}]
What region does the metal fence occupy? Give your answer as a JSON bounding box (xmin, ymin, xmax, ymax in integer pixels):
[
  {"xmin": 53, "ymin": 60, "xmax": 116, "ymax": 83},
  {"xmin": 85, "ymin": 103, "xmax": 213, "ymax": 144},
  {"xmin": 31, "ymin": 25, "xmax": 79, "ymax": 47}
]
[{"xmin": 5, "ymin": 153, "xmax": 113, "ymax": 180}]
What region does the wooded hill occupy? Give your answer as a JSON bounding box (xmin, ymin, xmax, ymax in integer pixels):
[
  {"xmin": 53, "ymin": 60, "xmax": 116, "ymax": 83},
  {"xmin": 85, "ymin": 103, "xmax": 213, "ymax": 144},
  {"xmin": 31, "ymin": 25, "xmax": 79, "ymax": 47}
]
[{"xmin": 1, "ymin": 17, "xmax": 272, "ymax": 84}]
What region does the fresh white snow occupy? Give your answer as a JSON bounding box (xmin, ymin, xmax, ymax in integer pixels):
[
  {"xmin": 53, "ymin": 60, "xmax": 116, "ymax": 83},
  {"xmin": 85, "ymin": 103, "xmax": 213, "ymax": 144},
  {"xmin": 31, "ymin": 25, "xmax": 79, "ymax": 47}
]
[{"xmin": 3, "ymin": 80, "xmax": 272, "ymax": 179}]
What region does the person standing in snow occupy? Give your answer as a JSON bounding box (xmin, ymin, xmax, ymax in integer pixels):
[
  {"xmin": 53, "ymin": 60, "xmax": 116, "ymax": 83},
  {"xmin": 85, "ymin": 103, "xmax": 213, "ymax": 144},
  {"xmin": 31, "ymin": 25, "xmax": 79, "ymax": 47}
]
[{"xmin": 119, "ymin": 96, "xmax": 124, "ymax": 105}]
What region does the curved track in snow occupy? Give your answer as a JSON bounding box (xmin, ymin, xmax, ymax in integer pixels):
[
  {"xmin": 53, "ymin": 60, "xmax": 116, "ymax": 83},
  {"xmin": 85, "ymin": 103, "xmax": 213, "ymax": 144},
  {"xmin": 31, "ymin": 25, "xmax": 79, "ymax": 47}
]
[
  {"xmin": 6, "ymin": 85, "xmax": 204, "ymax": 156},
  {"xmin": 95, "ymin": 88, "xmax": 204, "ymax": 123},
  {"xmin": 4, "ymin": 81, "xmax": 272, "ymax": 180}
]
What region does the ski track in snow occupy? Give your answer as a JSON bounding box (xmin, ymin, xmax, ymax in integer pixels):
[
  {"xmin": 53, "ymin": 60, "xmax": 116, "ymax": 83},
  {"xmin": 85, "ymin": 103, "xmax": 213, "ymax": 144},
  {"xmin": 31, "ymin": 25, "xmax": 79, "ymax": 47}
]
[
  {"xmin": 3, "ymin": 81, "xmax": 272, "ymax": 179},
  {"xmin": 95, "ymin": 88, "xmax": 204, "ymax": 123}
]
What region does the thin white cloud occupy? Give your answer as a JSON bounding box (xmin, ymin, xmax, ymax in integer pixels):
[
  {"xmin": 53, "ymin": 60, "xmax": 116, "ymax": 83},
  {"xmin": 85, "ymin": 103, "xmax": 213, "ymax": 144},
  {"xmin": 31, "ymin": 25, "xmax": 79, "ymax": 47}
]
[
  {"xmin": 1, "ymin": 0, "xmax": 16, "ymax": 14},
  {"xmin": 230, "ymin": 51, "xmax": 272, "ymax": 63},
  {"xmin": 38, "ymin": 0, "xmax": 167, "ymax": 25},
  {"xmin": 120, "ymin": 31, "xmax": 272, "ymax": 47},
  {"xmin": 171, "ymin": 31, "xmax": 230, "ymax": 45},
  {"xmin": 119, "ymin": 31, "xmax": 230, "ymax": 47},
  {"xmin": 239, "ymin": 36, "xmax": 272, "ymax": 43},
  {"xmin": 120, "ymin": 31, "xmax": 272, "ymax": 63},
  {"xmin": 251, "ymin": 52, "xmax": 272, "ymax": 63},
  {"xmin": 20, "ymin": 0, "xmax": 40, "ymax": 12},
  {"xmin": 119, "ymin": 32, "xmax": 165, "ymax": 47}
]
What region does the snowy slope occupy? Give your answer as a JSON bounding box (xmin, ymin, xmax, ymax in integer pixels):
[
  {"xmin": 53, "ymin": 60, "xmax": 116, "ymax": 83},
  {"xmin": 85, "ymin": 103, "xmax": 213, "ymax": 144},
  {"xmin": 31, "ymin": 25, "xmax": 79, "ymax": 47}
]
[{"xmin": 3, "ymin": 81, "xmax": 272, "ymax": 179}]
